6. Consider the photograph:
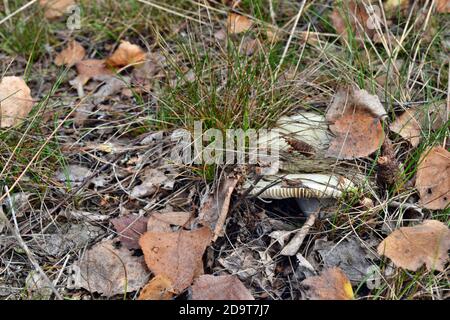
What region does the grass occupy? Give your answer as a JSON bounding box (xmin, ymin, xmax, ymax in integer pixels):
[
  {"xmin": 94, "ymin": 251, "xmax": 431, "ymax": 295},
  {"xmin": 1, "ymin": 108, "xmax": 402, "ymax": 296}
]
[{"xmin": 0, "ymin": 0, "xmax": 448, "ymax": 300}]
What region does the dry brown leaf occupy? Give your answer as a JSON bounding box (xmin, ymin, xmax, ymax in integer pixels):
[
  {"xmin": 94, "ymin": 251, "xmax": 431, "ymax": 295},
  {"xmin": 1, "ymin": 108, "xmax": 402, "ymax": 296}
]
[
  {"xmin": 390, "ymin": 108, "xmax": 422, "ymax": 147},
  {"xmin": 300, "ymin": 267, "xmax": 354, "ymax": 300},
  {"xmin": 147, "ymin": 211, "xmax": 192, "ymax": 232},
  {"xmin": 74, "ymin": 59, "xmax": 114, "ymax": 85},
  {"xmin": 326, "ymin": 87, "xmax": 387, "ymax": 121},
  {"xmin": 39, "ymin": 0, "xmax": 75, "ymax": 19},
  {"xmin": 390, "ymin": 105, "xmax": 448, "ymax": 148},
  {"xmin": 68, "ymin": 240, "xmax": 149, "ymax": 297},
  {"xmin": 0, "ymin": 76, "xmax": 34, "ymax": 128},
  {"xmin": 54, "ymin": 40, "xmax": 85, "ymax": 67},
  {"xmin": 330, "ymin": 0, "xmax": 376, "ymax": 42},
  {"xmin": 436, "ymin": 0, "xmax": 450, "ymax": 13},
  {"xmin": 106, "ymin": 41, "xmax": 146, "ymax": 68},
  {"xmin": 197, "ymin": 176, "xmax": 239, "ymax": 241},
  {"xmin": 111, "ymin": 215, "xmax": 148, "ymax": 250},
  {"xmin": 191, "ymin": 275, "xmax": 254, "ymax": 300},
  {"xmin": 327, "ymin": 108, "xmax": 384, "ymax": 159},
  {"xmin": 139, "ymin": 227, "xmax": 212, "ymax": 293},
  {"xmin": 415, "ymin": 147, "xmax": 450, "ymax": 210},
  {"xmin": 326, "ymin": 87, "xmax": 385, "ymax": 159},
  {"xmin": 377, "ymin": 220, "xmax": 450, "ymax": 271},
  {"xmin": 138, "ymin": 275, "xmax": 174, "ymax": 300},
  {"xmin": 227, "ymin": 13, "xmax": 253, "ymax": 34}
]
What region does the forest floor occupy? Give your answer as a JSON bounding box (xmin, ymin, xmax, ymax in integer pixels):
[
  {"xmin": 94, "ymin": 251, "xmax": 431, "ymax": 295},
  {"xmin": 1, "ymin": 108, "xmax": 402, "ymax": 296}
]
[{"xmin": 0, "ymin": 0, "xmax": 449, "ymax": 300}]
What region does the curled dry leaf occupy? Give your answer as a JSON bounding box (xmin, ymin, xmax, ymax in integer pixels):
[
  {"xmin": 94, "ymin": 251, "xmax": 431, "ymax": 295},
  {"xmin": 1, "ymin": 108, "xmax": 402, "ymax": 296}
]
[
  {"xmin": 377, "ymin": 220, "xmax": 450, "ymax": 271},
  {"xmin": 326, "ymin": 87, "xmax": 385, "ymax": 159},
  {"xmin": 0, "ymin": 76, "xmax": 34, "ymax": 128},
  {"xmin": 147, "ymin": 211, "xmax": 192, "ymax": 232},
  {"xmin": 138, "ymin": 275, "xmax": 174, "ymax": 300},
  {"xmin": 106, "ymin": 41, "xmax": 146, "ymax": 68},
  {"xmin": 197, "ymin": 176, "xmax": 239, "ymax": 241},
  {"xmin": 139, "ymin": 227, "xmax": 212, "ymax": 293},
  {"xmin": 191, "ymin": 275, "xmax": 254, "ymax": 300},
  {"xmin": 67, "ymin": 240, "xmax": 149, "ymax": 297},
  {"xmin": 54, "ymin": 40, "xmax": 85, "ymax": 67},
  {"xmin": 326, "ymin": 87, "xmax": 387, "ymax": 121},
  {"xmin": 227, "ymin": 13, "xmax": 253, "ymax": 34},
  {"xmin": 39, "ymin": 0, "xmax": 75, "ymax": 19},
  {"xmin": 415, "ymin": 146, "xmax": 450, "ymax": 210},
  {"xmin": 300, "ymin": 267, "xmax": 354, "ymax": 300},
  {"xmin": 111, "ymin": 215, "xmax": 148, "ymax": 250}
]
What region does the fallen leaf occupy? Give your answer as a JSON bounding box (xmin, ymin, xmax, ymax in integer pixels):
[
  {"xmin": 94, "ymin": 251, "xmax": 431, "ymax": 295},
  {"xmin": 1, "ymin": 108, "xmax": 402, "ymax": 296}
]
[
  {"xmin": 300, "ymin": 267, "xmax": 354, "ymax": 300},
  {"xmin": 139, "ymin": 227, "xmax": 212, "ymax": 293},
  {"xmin": 436, "ymin": 0, "xmax": 450, "ymax": 13},
  {"xmin": 111, "ymin": 215, "xmax": 148, "ymax": 250},
  {"xmin": 390, "ymin": 108, "xmax": 422, "ymax": 147},
  {"xmin": 67, "ymin": 240, "xmax": 149, "ymax": 297},
  {"xmin": 54, "ymin": 164, "xmax": 91, "ymax": 187},
  {"xmin": 132, "ymin": 52, "xmax": 165, "ymax": 91},
  {"xmin": 326, "ymin": 87, "xmax": 387, "ymax": 121},
  {"xmin": 326, "ymin": 87, "xmax": 385, "ymax": 159},
  {"xmin": 197, "ymin": 176, "xmax": 239, "ymax": 241},
  {"xmin": 227, "ymin": 13, "xmax": 253, "ymax": 34},
  {"xmin": 240, "ymin": 37, "xmax": 260, "ymax": 56},
  {"xmin": 106, "ymin": 41, "xmax": 146, "ymax": 68},
  {"xmin": 92, "ymin": 76, "xmax": 129, "ymax": 104},
  {"xmin": 330, "ymin": 0, "xmax": 377, "ymax": 42},
  {"xmin": 218, "ymin": 247, "xmax": 275, "ymax": 292},
  {"xmin": 390, "ymin": 105, "xmax": 448, "ymax": 148},
  {"xmin": 131, "ymin": 167, "xmax": 175, "ymax": 199},
  {"xmin": 415, "ymin": 146, "xmax": 450, "ymax": 210},
  {"xmin": 34, "ymin": 222, "xmax": 104, "ymax": 257},
  {"xmin": 377, "ymin": 220, "xmax": 450, "ymax": 271},
  {"xmin": 0, "ymin": 76, "xmax": 34, "ymax": 128},
  {"xmin": 147, "ymin": 211, "xmax": 192, "ymax": 232},
  {"xmin": 25, "ymin": 271, "xmax": 52, "ymax": 300},
  {"xmin": 2, "ymin": 192, "xmax": 31, "ymax": 218},
  {"xmin": 39, "ymin": 0, "xmax": 75, "ymax": 19},
  {"xmin": 73, "ymin": 59, "xmax": 114, "ymax": 85},
  {"xmin": 191, "ymin": 275, "xmax": 254, "ymax": 300},
  {"xmin": 54, "ymin": 40, "xmax": 85, "ymax": 67},
  {"xmin": 314, "ymin": 237, "xmax": 373, "ymax": 284},
  {"xmin": 138, "ymin": 275, "xmax": 174, "ymax": 300}
]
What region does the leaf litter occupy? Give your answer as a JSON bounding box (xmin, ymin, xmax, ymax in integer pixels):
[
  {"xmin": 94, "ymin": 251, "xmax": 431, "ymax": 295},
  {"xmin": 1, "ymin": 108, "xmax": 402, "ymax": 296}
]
[{"xmin": 1, "ymin": 0, "xmax": 449, "ymax": 301}]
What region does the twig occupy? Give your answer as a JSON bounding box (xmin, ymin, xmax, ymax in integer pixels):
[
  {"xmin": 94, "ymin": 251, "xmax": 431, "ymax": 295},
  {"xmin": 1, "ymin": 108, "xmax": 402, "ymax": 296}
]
[
  {"xmin": 1, "ymin": 186, "xmax": 63, "ymax": 300},
  {"xmin": 0, "ymin": 0, "xmax": 37, "ymax": 25},
  {"xmin": 280, "ymin": 212, "xmax": 316, "ymax": 256}
]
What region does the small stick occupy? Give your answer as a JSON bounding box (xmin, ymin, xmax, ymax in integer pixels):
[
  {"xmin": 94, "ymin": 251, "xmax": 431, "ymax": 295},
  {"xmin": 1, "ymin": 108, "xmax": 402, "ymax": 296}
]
[
  {"xmin": 0, "ymin": 0, "xmax": 37, "ymax": 25},
  {"xmin": 280, "ymin": 212, "xmax": 317, "ymax": 256}
]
